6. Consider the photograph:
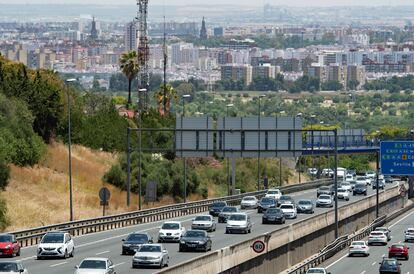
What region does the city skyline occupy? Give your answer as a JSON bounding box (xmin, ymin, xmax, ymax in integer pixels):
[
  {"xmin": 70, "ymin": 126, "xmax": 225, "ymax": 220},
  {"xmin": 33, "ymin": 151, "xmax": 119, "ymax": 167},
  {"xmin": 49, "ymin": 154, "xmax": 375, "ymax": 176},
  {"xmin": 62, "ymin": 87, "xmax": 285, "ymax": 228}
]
[{"xmin": 0, "ymin": 0, "xmax": 413, "ymax": 6}]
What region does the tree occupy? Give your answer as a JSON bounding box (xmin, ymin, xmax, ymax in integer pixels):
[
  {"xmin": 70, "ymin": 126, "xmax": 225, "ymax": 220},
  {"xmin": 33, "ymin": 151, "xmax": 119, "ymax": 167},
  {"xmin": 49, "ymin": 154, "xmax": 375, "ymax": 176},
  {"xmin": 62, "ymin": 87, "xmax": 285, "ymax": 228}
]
[
  {"xmin": 155, "ymin": 84, "xmax": 177, "ymax": 116},
  {"xmin": 347, "ymin": 80, "xmax": 360, "ymax": 90},
  {"xmin": 321, "ymin": 81, "xmax": 343, "ymax": 91},
  {"xmin": 119, "ymin": 51, "xmax": 140, "ymax": 107}
]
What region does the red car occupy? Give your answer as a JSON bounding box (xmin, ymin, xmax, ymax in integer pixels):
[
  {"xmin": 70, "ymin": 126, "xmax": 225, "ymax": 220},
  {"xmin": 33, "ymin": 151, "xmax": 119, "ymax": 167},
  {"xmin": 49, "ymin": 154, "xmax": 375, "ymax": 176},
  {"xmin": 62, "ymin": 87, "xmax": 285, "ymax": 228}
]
[
  {"xmin": 0, "ymin": 234, "xmax": 20, "ymax": 257},
  {"xmin": 388, "ymin": 243, "xmax": 409, "ymax": 260}
]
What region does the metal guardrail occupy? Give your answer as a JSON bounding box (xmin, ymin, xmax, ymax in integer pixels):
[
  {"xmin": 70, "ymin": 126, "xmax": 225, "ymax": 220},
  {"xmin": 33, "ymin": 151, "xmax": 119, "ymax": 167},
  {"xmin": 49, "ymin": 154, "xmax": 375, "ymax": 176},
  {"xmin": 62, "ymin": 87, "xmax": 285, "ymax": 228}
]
[
  {"xmin": 286, "ymin": 215, "xmax": 388, "ymax": 274},
  {"xmin": 12, "ymin": 179, "xmax": 331, "ymax": 248}
]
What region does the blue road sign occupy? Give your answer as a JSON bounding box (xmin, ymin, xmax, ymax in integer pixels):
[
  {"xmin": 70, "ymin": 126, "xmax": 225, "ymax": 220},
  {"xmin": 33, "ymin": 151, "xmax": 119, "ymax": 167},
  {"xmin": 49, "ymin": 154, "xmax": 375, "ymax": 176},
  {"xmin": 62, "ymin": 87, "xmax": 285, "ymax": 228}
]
[{"xmin": 380, "ymin": 141, "xmax": 414, "ymax": 175}]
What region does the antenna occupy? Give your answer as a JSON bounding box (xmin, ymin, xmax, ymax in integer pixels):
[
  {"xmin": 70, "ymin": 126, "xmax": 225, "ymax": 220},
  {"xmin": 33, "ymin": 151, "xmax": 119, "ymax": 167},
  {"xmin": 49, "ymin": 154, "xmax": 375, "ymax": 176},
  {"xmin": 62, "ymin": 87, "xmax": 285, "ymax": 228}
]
[
  {"xmin": 137, "ymin": 0, "xmax": 150, "ymax": 110},
  {"xmin": 163, "ymin": 13, "xmax": 168, "ymax": 114}
]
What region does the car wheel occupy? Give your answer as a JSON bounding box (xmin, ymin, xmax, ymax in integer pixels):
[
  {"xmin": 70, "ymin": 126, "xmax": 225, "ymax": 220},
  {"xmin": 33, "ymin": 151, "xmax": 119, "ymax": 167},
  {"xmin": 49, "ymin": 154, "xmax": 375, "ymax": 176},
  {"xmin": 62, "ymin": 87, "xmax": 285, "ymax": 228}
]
[
  {"xmin": 70, "ymin": 248, "xmax": 74, "ymax": 257},
  {"xmin": 158, "ymin": 239, "xmax": 163, "ymax": 243},
  {"xmin": 16, "ymin": 249, "xmax": 20, "ymax": 256},
  {"xmin": 159, "ymin": 259, "xmax": 163, "ymax": 269},
  {"xmin": 311, "ymin": 210, "xmax": 314, "ymax": 214},
  {"xmin": 225, "ymin": 229, "xmax": 229, "ymax": 234}
]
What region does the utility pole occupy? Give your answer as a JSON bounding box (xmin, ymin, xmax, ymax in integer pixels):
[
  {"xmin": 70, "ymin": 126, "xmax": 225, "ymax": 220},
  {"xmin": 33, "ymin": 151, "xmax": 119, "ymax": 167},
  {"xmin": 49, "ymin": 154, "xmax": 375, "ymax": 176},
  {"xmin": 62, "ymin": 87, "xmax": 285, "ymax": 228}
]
[{"xmin": 163, "ymin": 15, "xmax": 167, "ymax": 114}]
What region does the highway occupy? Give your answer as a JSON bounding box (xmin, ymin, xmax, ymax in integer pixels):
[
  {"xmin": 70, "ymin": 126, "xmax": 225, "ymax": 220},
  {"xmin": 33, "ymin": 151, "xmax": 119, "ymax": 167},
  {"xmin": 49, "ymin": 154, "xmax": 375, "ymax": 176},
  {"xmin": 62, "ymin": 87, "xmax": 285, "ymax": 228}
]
[
  {"xmin": 7, "ymin": 184, "xmax": 395, "ymax": 274},
  {"xmin": 323, "ymin": 204, "xmax": 414, "ymax": 274}
]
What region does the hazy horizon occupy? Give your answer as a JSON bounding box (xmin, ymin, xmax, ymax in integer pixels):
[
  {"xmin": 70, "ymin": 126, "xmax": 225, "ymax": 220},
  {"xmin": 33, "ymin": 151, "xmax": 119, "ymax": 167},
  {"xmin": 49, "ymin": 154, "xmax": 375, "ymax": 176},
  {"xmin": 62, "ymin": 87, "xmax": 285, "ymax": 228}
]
[{"xmin": 0, "ymin": 0, "xmax": 413, "ymax": 6}]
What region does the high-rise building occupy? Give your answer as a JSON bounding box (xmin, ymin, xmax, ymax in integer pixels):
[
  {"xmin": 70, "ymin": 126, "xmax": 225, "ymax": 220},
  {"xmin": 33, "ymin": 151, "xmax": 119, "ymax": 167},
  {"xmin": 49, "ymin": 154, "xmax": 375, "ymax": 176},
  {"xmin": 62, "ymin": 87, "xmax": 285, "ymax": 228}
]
[
  {"xmin": 125, "ymin": 21, "xmax": 138, "ymax": 52},
  {"xmin": 91, "ymin": 17, "xmax": 98, "ymax": 40},
  {"xmin": 252, "ymin": 65, "xmax": 277, "ymax": 79},
  {"xmin": 347, "ymin": 65, "xmax": 366, "ymax": 88},
  {"xmin": 213, "ymin": 27, "xmax": 224, "ymax": 37},
  {"xmin": 221, "ymin": 64, "xmax": 253, "ymax": 86},
  {"xmin": 200, "ymin": 17, "xmax": 208, "ymax": 40},
  {"xmin": 327, "ymin": 64, "xmax": 347, "ymax": 86}
]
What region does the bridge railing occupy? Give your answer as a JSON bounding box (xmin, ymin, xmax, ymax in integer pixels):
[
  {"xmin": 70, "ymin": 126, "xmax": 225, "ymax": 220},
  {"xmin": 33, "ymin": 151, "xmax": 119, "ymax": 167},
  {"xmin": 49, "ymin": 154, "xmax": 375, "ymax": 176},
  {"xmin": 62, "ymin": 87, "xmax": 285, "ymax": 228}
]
[{"xmin": 12, "ymin": 179, "xmax": 331, "ymax": 248}]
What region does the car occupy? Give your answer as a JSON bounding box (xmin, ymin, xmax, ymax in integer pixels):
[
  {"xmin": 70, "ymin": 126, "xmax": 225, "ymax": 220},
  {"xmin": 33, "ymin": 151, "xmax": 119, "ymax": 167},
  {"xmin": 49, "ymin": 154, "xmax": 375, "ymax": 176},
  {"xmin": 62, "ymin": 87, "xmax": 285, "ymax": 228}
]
[
  {"xmin": 218, "ymin": 206, "xmax": 239, "ymax": 223},
  {"xmin": 121, "ymin": 232, "xmax": 153, "ymax": 255},
  {"xmin": 365, "ymin": 170, "xmax": 376, "ymax": 179},
  {"xmin": 388, "ymin": 243, "xmax": 409, "ymax": 260},
  {"xmin": 225, "ymin": 213, "xmax": 252, "ymax": 234},
  {"xmin": 348, "ymin": 241, "xmax": 370, "ymax": 257},
  {"xmin": 375, "ymin": 227, "xmax": 391, "ymax": 241},
  {"xmin": 340, "ymin": 182, "xmax": 353, "ymax": 191},
  {"xmin": 37, "ymin": 231, "xmax": 75, "ymax": 259},
  {"xmin": 349, "ymin": 180, "xmax": 357, "ymax": 190},
  {"xmin": 208, "ymin": 201, "xmax": 227, "ymax": 216},
  {"xmin": 322, "ymin": 169, "xmax": 334, "ymax": 178},
  {"xmin": 373, "ymin": 180, "xmax": 385, "ymax": 190},
  {"xmin": 191, "ymin": 215, "xmax": 216, "ymax": 232},
  {"xmin": 345, "ymin": 174, "xmax": 354, "ymax": 182},
  {"xmin": 179, "ymin": 230, "xmax": 212, "ymax": 252},
  {"xmin": 157, "ymin": 221, "xmax": 185, "ymax": 243},
  {"xmin": 279, "ymin": 203, "xmax": 297, "ymax": 219},
  {"xmin": 308, "ymin": 168, "xmax": 318, "ymax": 176},
  {"xmin": 296, "ymin": 199, "xmax": 314, "ymax": 214},
  {"xmin": 317, "ymin": 186, "xmax": 334, "ymax": 197},
  {"xmin": 262, "ymin": 208, "xmax": 285, "ymax": 224},
  {"xmin": 0, "ymin": 234, "xmax": 20, "ymax": 257},
  {"xmin": 277, "ymin": 195, "xmax": 294, "ymax": 206},
  {"xmin": 265, "ymin": 189, "xmax": 282, "ymax": 200},
  {"xmin": 379, "ymin": 258, "xmax": 401, "ymax": 274},
  {"xmin": 353, "ymin": 183, "xmax": 367, "ymax": 196},
  {"xmin": 336, "ymin": 188, "xmax": 350, "ymax": 201},
  {"xmin": 316, "ymin": 194, "xmax": 334, "ymax": 208},
  {"xmin": 132, "ymin": 244, "xmax": 169, "ymax": 269},
  {"xmin": 75, "ymin": 258, "xmax": 116, "ymax": 274},
  {"xmin": 384, "ymin": 175, "xmax": 398, "ymax": 184},
  {"xmin": 356, "ymin": 176, "xmax": 371, "ymax": 186},
  {"xmin": 257, "ymin": 197, "xmax": 277, "ymax": 213},
  {"xmin": 368, "ymin": 231, "xmax": 388, "ymax": 246},
  {"xmin": 305, "ymin": 268, "xmax": 331, "ymax": 274},
  {"xmin": 347, "ymin": 169, "xmax": 357, "ymax": 177},
  {"xmin": 240, "ymin": 196, "xmax": 258, "ymax": 209},
  {"xmin": 0, "ymin": 262, "xmax": 27, "ymax": 274},
  {"xmin": 404, "ymin": 228, "xmax": 414, "ymax": 242}
]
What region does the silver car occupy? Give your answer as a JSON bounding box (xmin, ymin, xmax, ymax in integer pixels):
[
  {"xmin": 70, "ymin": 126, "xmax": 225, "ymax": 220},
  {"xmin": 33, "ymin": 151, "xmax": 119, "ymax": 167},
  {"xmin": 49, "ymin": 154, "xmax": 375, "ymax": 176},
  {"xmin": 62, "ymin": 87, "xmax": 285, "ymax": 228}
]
[
  {"xmin": 75, "ymin": 258, "xmax": 116, "ymax": 274},
  {"xmin": 367, "ymin": 231, "xmax": 387, "ymax": 246},
  {"xmin": 375, "ymin": 227, "xmax": 391, "ymax": 241},
  {"xmin": 132, "ymin": 244, "xmax": 169, "ymax": 269},
  {"xmin": 240, "ymin": 196, "xmax": 258, "ymax": 209},
  {"xmin": 405, "ymin": 228, "xmax": 414, "ymax": 242},
  {"xmin": 225, "ymin": 213, "xmax": 252, "ymax": 234},
  {"xmin": 191, "ymin": 215, "xmax": 216, "ymax": 232},
  {"xmin": 316, "ymin": 195, "xmax": 333, "ymax": 208},
  {"xmin": 348, "ymin": 241, "xmax": 370, "ymax": 257},
  {"xmin": 0, "ymin": 262, "xmax": 28, "ymax": 274}
]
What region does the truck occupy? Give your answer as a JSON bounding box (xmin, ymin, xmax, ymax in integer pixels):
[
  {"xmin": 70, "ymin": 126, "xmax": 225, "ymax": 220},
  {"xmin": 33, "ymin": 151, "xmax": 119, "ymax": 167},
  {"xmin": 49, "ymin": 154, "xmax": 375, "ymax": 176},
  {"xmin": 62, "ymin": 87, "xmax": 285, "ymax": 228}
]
[{"xmin": 336, "ymin": 167, "xmax": 347, "ymax": 183}]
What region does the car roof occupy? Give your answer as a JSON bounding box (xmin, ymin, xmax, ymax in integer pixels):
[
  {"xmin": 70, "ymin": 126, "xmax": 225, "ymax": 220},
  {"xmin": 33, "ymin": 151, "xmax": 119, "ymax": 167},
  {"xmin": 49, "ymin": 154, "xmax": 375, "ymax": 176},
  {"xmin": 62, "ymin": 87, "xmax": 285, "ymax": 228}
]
[
  {"xmin": 195, "ymin": 215, "xmax": 212, "ymax": 218},
  {"xmin": 81, "ymin": 257, "xmax": 108, "ymax": 261},
  {"xmin": 140, "ymin": 243, "xmax": 162, "ymax": 247},
  {"xmin": 163, "ymin": 221, "xmax": 181, "ymax": 224}
]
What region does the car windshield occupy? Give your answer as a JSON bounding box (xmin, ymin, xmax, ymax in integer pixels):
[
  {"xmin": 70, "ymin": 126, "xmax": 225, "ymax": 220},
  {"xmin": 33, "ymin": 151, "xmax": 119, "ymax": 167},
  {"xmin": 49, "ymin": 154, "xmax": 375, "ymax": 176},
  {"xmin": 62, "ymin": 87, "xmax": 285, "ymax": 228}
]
[
  {"xmin": 342, "ymin": 182, "xmax": 350, "ymax": 186},
  {"xmin": 139, "ymin": 245, "xmax": 161, "ymax": 252},
  {"xmin": 41, "ymin": 233, "xmax": 64, "ymax": 243},
  {"xmin": 212, "ymin": 202, "xmax": 226, "ymax": 207},
  {"xmin": 338, "ymin": 189, "xmax": 346, "ymax": 193},
  {"xmin": 370, "ymin": 232, "xmax": 383, "ymax": 236},
  {"xmin": 126, "ymin": 234, "xmax": 148, "ymax": 243},
  {"xmin": 267, "ymin": 190, "xmax": 279, "ymax": 194},
  {"xmin": 407, "ymin": 229, "xmax": 414, "ymax": 233},
  {"xmin": 161, "ymin": 223, "xmax": 179, "ymax": 230},
  {"xmin": 195, "ymin": 216, "xmax": 211, "ymax": 221},
  {"xmin": 266, "ymin": 208, "xmax": 282, "ymax": 214},
  {"xmin": 243, "ymin": 197, "xmax": 255, "ymax": 201},
  {"xmin": 319, "ymin": 187, "xmax": 329, "ymax": 190},
  {"xmin": 298, "ymin": 200, "xmax": 312, "ymax": 205},
  {"xmin": 391, "ymin": 244, "xmax": 404, "ymax": 249},
  {"xmin": 307, "ymin": 269, "xmax": 325, "ymax": 273},
  {"xmin": 382, "ymin": 259, "xmax": 397, "ymax": 267},
  {"xmin": 280, "ymin": 205, "xmax": 294, "ymax": 209},
  {"xmin": 319, "ymin": 195, "xmax": 330, "ymax": 199},
  {"xmin": 0, "ymin": 263, "xmax": 18, "ymax": 271},
  {"xmin": 351, "ymin": 241, "xmax": 365, "ymax": 246},
  {"xmin": 184, "ymin": 231, "xmax": 205, "ymax": 238},
  {"xmin": 376, "ymin": 228, "xmax": 387, "ymax": 232},
  {"xmin": 79, "ymin": 260, "xmax": 106, "ymax": 269},
  {"xmin": 222, "ymin": 207, "xmax": 237, "ymax": 212},
  {"xmin": 261, "ymin": 198, "xmax": 274, "ymax": 203},
  {"xmin": 356, "ymin": 184, "xmax": 365, "ymax": 188},
  {"xmin": 229, "ymin": 214, "xmax": 246, "ymax": 221},
  {"xmin": 280, "ymin": 196, "xmax": 291, "ymax": 200},
  {"xmin": 0, "ymin": 235, "xmax": 13, "ymax": 242}
]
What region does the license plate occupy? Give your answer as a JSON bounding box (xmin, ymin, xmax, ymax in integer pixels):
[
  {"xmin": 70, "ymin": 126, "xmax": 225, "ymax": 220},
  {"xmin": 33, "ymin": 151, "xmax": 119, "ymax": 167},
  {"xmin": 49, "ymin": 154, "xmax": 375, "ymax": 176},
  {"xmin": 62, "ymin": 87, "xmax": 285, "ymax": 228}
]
[{"xmin": 188, "ymin": 244, "xmax": 196, "ymax": 247}]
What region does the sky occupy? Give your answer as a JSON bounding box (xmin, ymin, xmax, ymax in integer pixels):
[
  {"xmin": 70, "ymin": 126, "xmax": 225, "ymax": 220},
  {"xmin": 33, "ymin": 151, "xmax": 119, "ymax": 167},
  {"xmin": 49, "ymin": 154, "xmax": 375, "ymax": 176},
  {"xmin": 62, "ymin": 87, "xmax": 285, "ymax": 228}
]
[{"xmin": 0, "ymin": 0, "xmax": 412, "ymax": 6}]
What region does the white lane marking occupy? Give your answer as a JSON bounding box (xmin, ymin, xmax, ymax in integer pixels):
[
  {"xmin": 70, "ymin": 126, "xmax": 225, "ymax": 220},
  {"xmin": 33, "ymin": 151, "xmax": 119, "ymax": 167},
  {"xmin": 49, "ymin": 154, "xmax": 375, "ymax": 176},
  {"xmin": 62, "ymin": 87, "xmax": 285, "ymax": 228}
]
[
  {"xmin": 113, "ymin": 262, "xmax": 125, "ymax": 267},
  {"xmin": 361, "ymin": 271, "xmax": 366, "ymax": 274},
  {"xmin": 95, "ymin": 250, "xmax": 110, "ymax": 255},
  {"xmin": 50, "ymin": 262, "xmax": 67, "ymax": 267},
  {"xmin": 326, "ymin": 253, "xmax": 349, "ymax": 269},
  {"xmin": 389, "ymin": 210, "xmax": 414, "ymax": 229},
  {"xmin": 371, "ymin": 261, "xmax": 376, "ymax": 266},
  {"xmin": 17, "ymin": 256, "xmax": 36, "ymax": 262}
]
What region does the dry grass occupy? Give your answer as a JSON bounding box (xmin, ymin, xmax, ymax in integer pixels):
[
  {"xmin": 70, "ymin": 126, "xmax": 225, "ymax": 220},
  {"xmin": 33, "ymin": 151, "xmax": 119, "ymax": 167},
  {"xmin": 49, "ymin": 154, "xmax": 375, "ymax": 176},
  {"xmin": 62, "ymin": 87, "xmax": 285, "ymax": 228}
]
[{"xmin": 5, "ymin": 143, "xmax": 203, "ymax": 231}]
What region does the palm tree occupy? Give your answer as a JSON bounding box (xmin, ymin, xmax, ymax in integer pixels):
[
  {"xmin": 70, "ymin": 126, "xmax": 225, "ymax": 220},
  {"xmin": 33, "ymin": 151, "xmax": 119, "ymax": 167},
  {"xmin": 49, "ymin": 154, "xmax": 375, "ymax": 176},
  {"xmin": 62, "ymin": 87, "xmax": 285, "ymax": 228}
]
[
  {"xmin": 119, "ymin": 50, "xmax": 139, "ymax": 107},
  {"xmin": 155, "ymin": 84, "xmax": 177, "ymax": 116}
]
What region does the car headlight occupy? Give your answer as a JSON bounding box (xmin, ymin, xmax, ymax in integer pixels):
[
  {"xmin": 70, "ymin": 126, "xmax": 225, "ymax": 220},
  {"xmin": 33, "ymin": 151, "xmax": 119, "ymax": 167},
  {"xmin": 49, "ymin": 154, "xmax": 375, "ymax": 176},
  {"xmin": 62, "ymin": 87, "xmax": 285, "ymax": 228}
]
[
  {"xmin": 174, "ymin": 233, "xmax": 180, "ymax": 236},
  {"xmin": 198, "ymin": 241, "xmax": 206, "ymax": 244},
  {"xmin": 123, "ymin": 244, "xmax": 131, "ymax": 247},
  {"xmin": 180, "ymin": 240, "xmax": 185, "ymax": 244},
  {"xmin": 159, "ymin": 232, "xmax": 164, "ymax": 236},
  {"xmin": 5, "ymin": 244, "xmax": 11, "ymax": 249}
]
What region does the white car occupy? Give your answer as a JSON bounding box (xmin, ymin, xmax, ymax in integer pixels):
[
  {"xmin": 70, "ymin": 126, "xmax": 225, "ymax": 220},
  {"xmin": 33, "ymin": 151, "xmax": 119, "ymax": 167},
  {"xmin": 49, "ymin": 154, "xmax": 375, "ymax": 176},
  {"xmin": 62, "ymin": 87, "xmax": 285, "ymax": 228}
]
[
  {"xmin": 279, "ymin": 203, "xmax": 297, "ymax": 219},
  {"xmin": 132, "ymin": 244, "xmax": 169, "ymax": 269},
  {"xmin": 265, "ymin": 189, "xmax": 282, "ymax": 200},
  {"xmin": 158, "ymin": 221, "xmax": 185, "ymax": 243},
  {"xmin": 348, "ymin": 241, "xmax": 370, "ymax": 257},
  {"xmin": 240, "ymin": 196, "xmax": 258, "ymax": 209},
  {"xmin": 308, "ymin": 168, "xmax": 318, "ymax": 176},
  {"xmin": 191, "ymin": 215, "xmax": 216, "ymax": 232},
  {"xmin": 345, "ymin": 175, "xmax": 354, "ymax": 182},
  {"xmin": 404, "ymin": 228, "xmax": 414, "ymax": 242},
  {"xmin": 368, "ymin": 231, "xmax": 387, "ymax": 246},
  {"xmin": 336, "ymin": 188, "xmax": 350, "ymax": 201},
  {"xmin": 306, "ymin": 268, "xmax": 331, "ymax": 274},
  {"xmin": 225, "ymin": 213, "xmax": 252, "ymax": 234},
  {"xmin": 356, "ymin": 176, "xmax": 371, "ymax": 186},
  {"xmin": 365, "ymin": 171, "xmax": 376, "ymax": 179},
  {"xmin": 75, "ymin": 258, "xmax": 116, "ymax": 274},
  {"xmin": 340, "ymin": 182, "xmax": 353, "ymax": 191},
  {"xmin": 37, "ymin": 231, "xmax": 75, "ymax": 259},
  {"xmin": 0, "ymin": 262, "xmax": 28, "ymax": 274},
  {"xmin": 316, "ymin": 195, "xmax": 334, "ymax": 208}
]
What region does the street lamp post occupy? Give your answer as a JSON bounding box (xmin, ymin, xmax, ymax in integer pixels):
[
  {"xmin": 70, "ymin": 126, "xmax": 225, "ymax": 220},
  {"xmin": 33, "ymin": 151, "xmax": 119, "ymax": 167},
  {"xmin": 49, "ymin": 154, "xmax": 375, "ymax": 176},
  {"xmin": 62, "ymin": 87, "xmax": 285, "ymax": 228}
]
[
  {"xmin": 181, "ymin": 94, "xmax": 191, "ymax": 203},
  {"xmin": 65, "ymin": 78, "xmax": 77, "ymax": 222},
  {"xmin": 257, "ymin": 95, "xmax": 266, "ymax": 191},
  {"xmin": 296, "ymin": 113, "xmax": 303, "ymax": 183},
  {"xmin": 226, "ymin": 104, "xmax": 234, "ymax": 196},
  {"xmin": 279, "ymin": 110, "xmax": 285, "ymax": 185},
  {"xmin": 138, "ymin": 89, "xmax": 147, "ymax": 210}
]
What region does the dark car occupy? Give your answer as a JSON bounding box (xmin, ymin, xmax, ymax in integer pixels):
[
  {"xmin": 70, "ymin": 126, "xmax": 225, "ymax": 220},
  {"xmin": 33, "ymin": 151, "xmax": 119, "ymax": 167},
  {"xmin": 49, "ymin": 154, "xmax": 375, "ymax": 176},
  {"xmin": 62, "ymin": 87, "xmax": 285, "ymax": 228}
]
[
  {"xmin": 179, "ymin": 230, "xmax": 212, "ymax": 252},
  {"xmin": 353, "ymin": 183, "xmax": 367, "ymax": 196},
  {"xmin": 209, "ymin": 201, "xmax": 227, "ymax": 217},
  {"xmin": 122, "ymin": 232, "xmax": 153, "ymax": 255},
  {"xmin": 317, "ymin": 186, "xmax": 333, "ymax": 197},
  {"xmin": 257, "ymin": 197, "xmax": 277, "ymax": 213},
  {"xmin": 277, "ymin": 195, "xmax": 294, "ymax": 206},
  {"xmin": 379, "ymin": 258, "xmax": 401, "ymax": 274},
  {"xmin": 262, "ymin": 208, "xmax": 285, "ymax": 224},
  {"xmin": 373, "ymin": 180, "xmax": 385, "ymax": 190},
  {"xmin": 296, "ymin": 199, "xmax": 314, "ymax": 214},
  {"xmin": 218, "ymin": 206, "xmax": 239, "ymax": 223},
  {"xmin": 388, "ymin": 244, "xmax": 409, "ymax": 260},
  {"xmin": 0, "ymin": 234, "xmax": 20, "ymax": 257},
  {"xmin": 347, "ymin": 170, "xmax": 357, "ymax": 177}
]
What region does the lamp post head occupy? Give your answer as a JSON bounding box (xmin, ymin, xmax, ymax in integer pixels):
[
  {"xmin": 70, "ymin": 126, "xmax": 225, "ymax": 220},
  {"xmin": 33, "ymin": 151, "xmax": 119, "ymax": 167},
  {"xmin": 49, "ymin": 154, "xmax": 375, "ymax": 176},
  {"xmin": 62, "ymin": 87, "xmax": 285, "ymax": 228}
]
[
  {"xmin": 226, "ymin": 104, "xmax": 234, "ymax": 108},
  {"xmin": 66, "ymin": 78, "xmax": 77, "ymax": 83},
  {"xmin": 296, "ymin": 112, "xmax": 303, "ymax": 117},
  {"xmin": 182, "ymin": 94, "xmax": 191, "ymax": 98}
]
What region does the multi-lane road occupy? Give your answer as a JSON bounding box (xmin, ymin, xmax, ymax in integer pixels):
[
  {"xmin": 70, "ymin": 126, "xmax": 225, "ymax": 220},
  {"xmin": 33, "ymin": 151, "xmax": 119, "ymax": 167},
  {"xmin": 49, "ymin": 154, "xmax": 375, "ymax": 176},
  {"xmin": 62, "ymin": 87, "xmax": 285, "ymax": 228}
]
[
  {"xmin": 323, "ymin": 203, "xmax": 414, "ymax": 274},
  {"xmin": 8, "ymin": 183, "xmax": 395, "ymax": 274}
]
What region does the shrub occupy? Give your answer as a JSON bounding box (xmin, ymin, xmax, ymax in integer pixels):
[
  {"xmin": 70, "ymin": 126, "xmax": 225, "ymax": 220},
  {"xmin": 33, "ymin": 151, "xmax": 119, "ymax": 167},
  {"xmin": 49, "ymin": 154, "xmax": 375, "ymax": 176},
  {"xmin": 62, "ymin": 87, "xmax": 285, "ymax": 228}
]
[{"xmin": 0, "ymin": 162, "xmax": 9, "ymax": 190}]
